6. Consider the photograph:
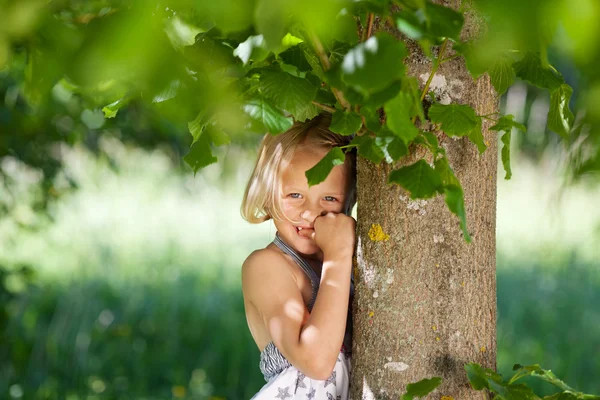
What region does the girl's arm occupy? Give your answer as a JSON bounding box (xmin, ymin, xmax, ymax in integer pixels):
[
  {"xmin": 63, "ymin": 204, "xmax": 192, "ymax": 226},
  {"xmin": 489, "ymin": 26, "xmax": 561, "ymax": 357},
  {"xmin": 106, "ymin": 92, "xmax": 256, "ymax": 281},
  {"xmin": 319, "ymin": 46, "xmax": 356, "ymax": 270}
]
[{"xmin": 242, "ymin": 249, "xmax": 351, "ymax": 380}]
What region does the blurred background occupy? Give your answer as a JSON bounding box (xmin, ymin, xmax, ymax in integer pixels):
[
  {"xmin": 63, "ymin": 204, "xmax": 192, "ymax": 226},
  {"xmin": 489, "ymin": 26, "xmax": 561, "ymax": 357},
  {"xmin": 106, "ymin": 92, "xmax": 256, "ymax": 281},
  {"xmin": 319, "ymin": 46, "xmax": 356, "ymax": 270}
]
[{"xmin": 1, "ymin": 0, "xmax": 600, "ymax": 399}]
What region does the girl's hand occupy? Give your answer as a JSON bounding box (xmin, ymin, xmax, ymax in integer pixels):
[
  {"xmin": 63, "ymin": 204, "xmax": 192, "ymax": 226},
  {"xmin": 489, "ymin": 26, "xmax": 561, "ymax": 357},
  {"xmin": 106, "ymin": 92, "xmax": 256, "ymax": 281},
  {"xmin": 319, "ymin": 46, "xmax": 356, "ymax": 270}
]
[{"xmin": 298, "ymin": 210, "xmax": 356, "ymax": 260}]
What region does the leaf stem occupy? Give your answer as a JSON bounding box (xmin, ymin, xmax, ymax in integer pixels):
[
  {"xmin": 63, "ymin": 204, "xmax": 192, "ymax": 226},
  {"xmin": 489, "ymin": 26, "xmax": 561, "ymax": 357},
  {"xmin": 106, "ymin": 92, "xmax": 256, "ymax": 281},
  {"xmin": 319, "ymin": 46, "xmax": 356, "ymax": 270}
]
[
  {"xmin": 308, "ymin": 31, "xmax": 351, "ymax": 110},
  {"xmin": 440, "ymin": 53, "xmax": 461, "ymax": 64},
  {"xmin": 312, "ymin": 101, "xmax": 336, "ymax": 113},
  {"xmin": 338, "ymin": 144, "xmax": 358, "ymax": 150},
  {"xmin": 480, "ymin": 115, "xmax": 498, "ymax": 122},
  {"xmin": 420, "ymin": 39, "xmax": 449, "ymax": 102}
]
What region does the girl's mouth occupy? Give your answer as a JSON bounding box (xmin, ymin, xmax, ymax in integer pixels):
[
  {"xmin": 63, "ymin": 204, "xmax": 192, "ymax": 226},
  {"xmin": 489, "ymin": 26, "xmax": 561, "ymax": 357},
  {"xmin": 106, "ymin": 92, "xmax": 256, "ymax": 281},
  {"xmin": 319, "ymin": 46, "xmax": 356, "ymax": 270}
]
[{"xmin": 295, "ymin": 226, "xmax": 314, "ymax": 236}]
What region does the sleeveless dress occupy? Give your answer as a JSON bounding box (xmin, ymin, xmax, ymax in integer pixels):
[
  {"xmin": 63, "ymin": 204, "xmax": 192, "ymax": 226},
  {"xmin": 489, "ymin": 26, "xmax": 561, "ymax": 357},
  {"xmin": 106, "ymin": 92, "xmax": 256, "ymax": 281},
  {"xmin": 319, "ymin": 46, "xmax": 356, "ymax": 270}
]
[{"xmin": 250, "ymin": 232, "xmax": 354, "ymax": 400}]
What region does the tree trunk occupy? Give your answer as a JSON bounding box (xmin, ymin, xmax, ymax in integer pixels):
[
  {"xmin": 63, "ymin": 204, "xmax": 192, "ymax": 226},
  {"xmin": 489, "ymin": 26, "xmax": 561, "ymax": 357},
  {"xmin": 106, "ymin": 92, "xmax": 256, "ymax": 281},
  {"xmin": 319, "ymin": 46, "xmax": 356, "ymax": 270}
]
[{"xmin": 350, "ymin": 5, "xmax": 498, "ymax": 399}]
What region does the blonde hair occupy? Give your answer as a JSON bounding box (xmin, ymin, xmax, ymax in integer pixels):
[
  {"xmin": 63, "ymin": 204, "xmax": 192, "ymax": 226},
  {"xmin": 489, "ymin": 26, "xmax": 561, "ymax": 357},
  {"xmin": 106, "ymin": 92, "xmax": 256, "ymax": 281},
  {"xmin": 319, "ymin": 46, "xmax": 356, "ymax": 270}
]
[{"xmin": 241, "ymin": 112, "xmax": 357, "ymax": 224}]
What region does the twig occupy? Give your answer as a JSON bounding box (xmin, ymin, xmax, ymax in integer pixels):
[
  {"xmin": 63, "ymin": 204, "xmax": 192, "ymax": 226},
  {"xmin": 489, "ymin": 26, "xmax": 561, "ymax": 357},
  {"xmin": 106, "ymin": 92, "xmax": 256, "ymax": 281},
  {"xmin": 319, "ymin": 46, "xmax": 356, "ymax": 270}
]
[
  {"xmin": 312, "ymin": 101, "xmax": 336, "ymax": 113},
  {"xmin": 308, "ymin": 31, "xmax": 351, "ymax": 110}
]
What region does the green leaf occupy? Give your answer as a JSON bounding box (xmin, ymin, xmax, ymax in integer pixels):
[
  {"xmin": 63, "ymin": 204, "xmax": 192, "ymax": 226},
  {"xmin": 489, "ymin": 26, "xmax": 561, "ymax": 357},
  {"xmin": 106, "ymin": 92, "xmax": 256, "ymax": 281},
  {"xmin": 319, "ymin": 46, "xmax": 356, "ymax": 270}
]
[
  {"xmin": 396, "ymin": 0, "xmax": 425, "ymax": 10},
  {"xmin": 421, "ymin": 131, "xmax": 444, "ymax": 155},
  {"xmin": 425, "ymin": 2, "xmax": 464, "ymax": 41},
  {"xmin": 234, "ymin": 35, "xmax": 270, "ymax": 65},
  {"xmin": 341, "ymin": 33, "xmax": 408, "ymax": 94},
  {"xmin": 254, "ymin": 0, "xmax": 289, "ymax": 50},
  {"xmin": 379, "ymin": 128, "xmax": 408, "ymax": 162},
  {"xmin": 330, "ymin": 110, "xmax": 362, "ymax": 136},
  {"xmin": 510, "ymin": 365, "xmax": 577, "ymax": 393},
  {"xmin": 434, "ymin": 157, "xmax": 470, "ymax": 241},
  {"xmin": 315, "ymin": 88, "xmax": 337, "ymax": 106},
  {"xmin": 548, "ymin": 84, "xmax": 575, "ymax": 139},
  {"xmin": 279, "ymin": 45, "xmax": 312, "ymax": 72},
  {"xmin": 350, "ymin": 134, "xmax": 386, "ymax": 164},
  {"xmin": 395, "ymin": 8, "xmax": 428, "ymax": 41},
  {"xmin": 428, "ymin": 103, "xmax": 478, "ymax": 137},
  {"xmin": 183, "ymin": 130, "xmax": 218, "ymax": 175},
  {"xmin": 489, "ymin": 54, "xmax": 516, "ymax": 95},
  {"xmin": 242, "ymin": 97, "xmax": 294, "ymax": 134},
  {"xmin": 102, "ymin": 97, "xmax": 129, "ymax": 119},
  {"xmin": 385, "ymin": 115, "xmax": 419, "ymax": 144},
  {"xmin": 513, "ymin": 52, "xmax": 564, "ymax": 91},
  {"xmin": 543, "ymin": 393, "xmax": 581, "ymax": 400},
  {"xmin": 305, "ymin": 147, "xmax": 346, "ymax": 186},
  {"xmin": 363, "ymin": 80, "xmax": 402, "ymax": 108},
  {"xmin": 468, "ymin": 117, "xmax": 486, "ymax": 154},
  {"xmin": 444, "ymin": 184, "xmax": 470, "ymax": 242},
  {"xmin": 258, "ymin": 68, "xmax": 319, "ymax": 119},
  {"xmin": 401, "ymin": 377, "xmax": 443, "ymax": 400},
  {"xmin": 361, "ymin": 107, "xmax": 382, "ymax": 132},
  {"xmin": 501, "ymin": 131, "xmax": 512, "ymax": 180},
  {"xmin": 489, "ymin": 114, "xmax": 527, "ymax": 134},
  {"xmin": 302, "ymin": 44, "xmax": 325, "ymax": 80},
  {"xmin": 388, "ymin": 159, "xmax": 443, "ymax": 199},
  {"xmin": 465, "ymin": 363, "xmax": 502, "ymax": 390},
  {"xmin": 385, "ymin": 81, "xmax": 422, "ymax": 121},
  {"xmin": 188, "ymin": 110, "xmax": 211, "ymax": 144},
  {"xmin": 487, "ymin": 381, "xmax": 541, "ymax": 400}
]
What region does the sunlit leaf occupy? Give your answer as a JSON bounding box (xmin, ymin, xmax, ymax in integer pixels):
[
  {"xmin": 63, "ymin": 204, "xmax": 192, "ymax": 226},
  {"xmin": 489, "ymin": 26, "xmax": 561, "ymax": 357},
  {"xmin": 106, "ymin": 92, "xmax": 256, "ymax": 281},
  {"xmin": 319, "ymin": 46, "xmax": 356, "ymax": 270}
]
[
  {"xmin": 305, "ymin": 147, "xmax": 346, "ymax": 186},
  {"xmin": 341, "ymin": 33, "xmax": 408, "ymax": 94},
  {"xmin": 400, "ymin": 377, "xmax": 443, "ymax": 400},
  {"xmin": 426, "ymin": 2, "xmax": 464, "ymax": 41},
  {"xmin": 234, "ymin": 35, "xmax": 269, "ymax": 65},
  {"xmin": 500, "ymin": 131, "xmax": 512, "ymax": 180},
  {"xmin": 242, "ymin": 97, "xmax": 293, "ymax": 134},
  {"xmin": 548, "ymin": 84, "xmax": 575, "ymax": 139}
]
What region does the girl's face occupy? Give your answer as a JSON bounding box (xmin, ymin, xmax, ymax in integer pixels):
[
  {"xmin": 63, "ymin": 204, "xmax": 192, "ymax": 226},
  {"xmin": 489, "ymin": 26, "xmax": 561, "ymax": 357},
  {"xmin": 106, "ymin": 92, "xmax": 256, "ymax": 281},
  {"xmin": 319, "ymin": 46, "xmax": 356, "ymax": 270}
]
[{"xmin": 273, "ymin": 145, "xmax": 349, "ymax": 261}]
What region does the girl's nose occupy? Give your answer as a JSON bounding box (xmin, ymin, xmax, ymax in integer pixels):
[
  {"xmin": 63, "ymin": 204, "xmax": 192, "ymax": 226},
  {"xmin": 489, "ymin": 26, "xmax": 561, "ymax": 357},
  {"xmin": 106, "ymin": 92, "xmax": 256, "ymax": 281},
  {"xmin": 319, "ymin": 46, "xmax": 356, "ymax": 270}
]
[{"xmin": 300, "ymin": 209, "xmax": 327, "ymax": 223}]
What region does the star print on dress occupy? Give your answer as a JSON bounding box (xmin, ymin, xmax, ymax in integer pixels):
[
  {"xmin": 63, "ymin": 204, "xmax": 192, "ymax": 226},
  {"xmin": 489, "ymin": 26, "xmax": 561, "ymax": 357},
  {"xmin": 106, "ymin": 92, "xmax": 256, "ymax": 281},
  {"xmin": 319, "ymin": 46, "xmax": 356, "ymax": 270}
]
[
  {"xmin": 275, "ymin": 386, "xmax": 292, "ymax": 399},
  {"xmin": 323, "ymin": 371, "xmax": 337, "ymax": 388},
  {"xmin": 295, "ymin": 371, "xmax": 307, "ymax": 390},
  {"xmin": 306, "ymin": 387, "xmax": 316, "ymax": 399},
  {"xmin": 326, "ymin": 393, "xmax": 342, "ymax": 400}
]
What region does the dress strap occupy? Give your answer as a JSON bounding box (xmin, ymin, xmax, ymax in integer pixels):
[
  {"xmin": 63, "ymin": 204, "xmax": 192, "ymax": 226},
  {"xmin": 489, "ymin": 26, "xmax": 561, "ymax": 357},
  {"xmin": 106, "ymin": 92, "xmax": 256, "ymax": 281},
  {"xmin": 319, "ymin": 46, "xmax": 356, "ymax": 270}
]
[{"xmin": 272, "ymin": 232, "xmax": 320, "ymax": 312}]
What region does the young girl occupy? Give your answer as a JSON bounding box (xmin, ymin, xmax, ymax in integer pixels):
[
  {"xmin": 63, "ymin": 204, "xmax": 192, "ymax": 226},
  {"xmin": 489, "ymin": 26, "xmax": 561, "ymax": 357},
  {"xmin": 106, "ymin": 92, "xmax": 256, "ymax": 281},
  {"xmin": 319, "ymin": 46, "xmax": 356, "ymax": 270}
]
[{"xmin": 240, "ymin": 113, "xmax": 357, "ymax": 399}]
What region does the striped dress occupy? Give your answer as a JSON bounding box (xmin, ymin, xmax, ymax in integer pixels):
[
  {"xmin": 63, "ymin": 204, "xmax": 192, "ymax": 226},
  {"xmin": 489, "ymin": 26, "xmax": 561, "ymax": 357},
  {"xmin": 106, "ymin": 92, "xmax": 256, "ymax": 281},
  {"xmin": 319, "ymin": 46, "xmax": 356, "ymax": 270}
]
[{"xmin": 250, "ymin": 232, "xmax": 353, "ymax": 400}]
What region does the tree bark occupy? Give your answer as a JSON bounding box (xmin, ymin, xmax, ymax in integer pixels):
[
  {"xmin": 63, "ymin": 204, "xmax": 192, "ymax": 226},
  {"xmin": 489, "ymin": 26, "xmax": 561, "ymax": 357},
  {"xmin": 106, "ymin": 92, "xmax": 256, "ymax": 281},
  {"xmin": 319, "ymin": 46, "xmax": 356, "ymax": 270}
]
[{"xmin": 350, "ymin": 4, "xmax": 498, "ymax": 399}]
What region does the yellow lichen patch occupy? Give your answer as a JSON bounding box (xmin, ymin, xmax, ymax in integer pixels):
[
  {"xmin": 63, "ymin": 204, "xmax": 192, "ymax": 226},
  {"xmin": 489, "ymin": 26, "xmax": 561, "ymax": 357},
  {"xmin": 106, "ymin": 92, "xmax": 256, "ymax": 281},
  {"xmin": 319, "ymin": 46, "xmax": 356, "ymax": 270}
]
[
  {"xmin": 436, "ymin": 337, "xmax": 440, "ymax": 341},
  {"xmin": 441, "ymin": 396, "xmax": 454, "ymax": 400},
  {"xmin": 368, "ymin": 224, "xmax": 390, "ymax": 241},
  {"xmin": 435, "ymin": 263, "xmax": 439, "ymax": 268},
  {"xmin": 432, "ymin": 325, "xmax": 437, "ymax": 331},
  {"xmin": 461, "ymin": 281, "xmax": 465, "ymax": 287},
  {"xmin": 368, "ymin": 311, "xmax": 374, "ymax": 318},
  {"xmin": 480, "ymin": 345, "xmax": 486, "ymax": 352}
]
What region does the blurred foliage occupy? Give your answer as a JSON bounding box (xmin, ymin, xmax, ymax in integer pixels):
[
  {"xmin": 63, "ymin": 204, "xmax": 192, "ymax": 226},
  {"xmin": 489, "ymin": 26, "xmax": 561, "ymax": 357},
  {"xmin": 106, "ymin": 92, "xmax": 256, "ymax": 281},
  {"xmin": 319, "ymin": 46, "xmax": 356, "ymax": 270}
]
[{"xmin": 0, "ymin": 262, "xmax": 263, "ymax": 399}]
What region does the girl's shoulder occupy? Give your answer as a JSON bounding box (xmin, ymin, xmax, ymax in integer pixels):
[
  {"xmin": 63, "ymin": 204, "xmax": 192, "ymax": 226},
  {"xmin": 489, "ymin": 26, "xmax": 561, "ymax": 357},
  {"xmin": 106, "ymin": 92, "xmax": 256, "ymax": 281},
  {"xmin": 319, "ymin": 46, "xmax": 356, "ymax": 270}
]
[{"xmin": 241, "ymin": 247, "xmax": 299, "ymax": 297}]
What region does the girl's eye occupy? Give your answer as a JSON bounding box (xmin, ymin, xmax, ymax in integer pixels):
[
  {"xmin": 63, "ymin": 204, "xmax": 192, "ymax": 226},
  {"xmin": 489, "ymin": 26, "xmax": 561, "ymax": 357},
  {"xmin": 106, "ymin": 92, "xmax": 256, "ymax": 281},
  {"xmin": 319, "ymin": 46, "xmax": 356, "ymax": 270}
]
[
  {"xmin": 324, "ymin": 196, "xmax": 337, "ymax": 202},
  {"xmin": 289, "ymin": 193, "xmax": 302, "ymax": 199}
]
